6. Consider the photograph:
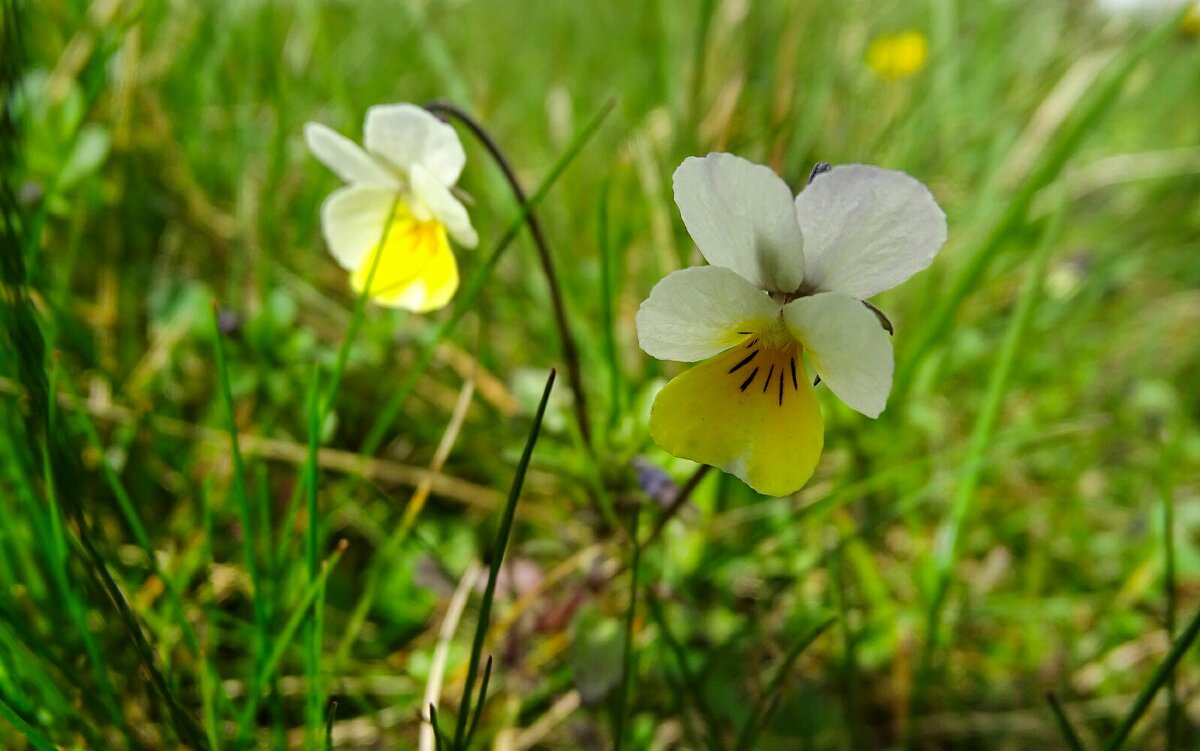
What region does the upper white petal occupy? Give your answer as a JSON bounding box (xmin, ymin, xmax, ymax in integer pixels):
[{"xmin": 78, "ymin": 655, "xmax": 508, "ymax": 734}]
[
  {"xmin": 794, "ymin": 165, "xmax": 946, "ymax": 299},
  {"xmin": 320, "ymin": 184, "xmax": 397, "ymax": 271},
  {"xmin": 363, "ymin": 103, "xmax": 466, "ymax": 186},
  {"xmin": 673, "ymin": 153, "xmax": 806, "ymax": 293},
  {"xmin": 304, "ymin": 122, "xmax": 399, "ymax": 188},
  {"xmin": 637, "ymin": 265, "xmax": 782, "ymax": 363},
  {"xmin": 782, "ymin": 291, "xmax": 893, "ymax": 418},
  {"xmin": 411, "ymin": 163, "xmax": 478, "ymax": 248}
]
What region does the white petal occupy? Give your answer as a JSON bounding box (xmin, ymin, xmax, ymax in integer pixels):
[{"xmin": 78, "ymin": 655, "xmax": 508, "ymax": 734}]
[
  {"xmin": 363, "ymin": 103, "xmax": 466, "ymax": 185},
  {"xmin": 320, "ymin": 184, "xmax": 397, "ymax": 270},
  {"xmin": 637, "ymin": 265, "xmax": 782, "ymax": 363},
  {"xmin": 793, "ymin": 164, "xmax": 947, "ymax": 299},
  {"xmin": 411, "ymin": 163, "xmax": 477, "ymax": 248},
  {"xmin": 673, "ymin": 153, "xmax": 806, "ymax": 293},
  {"xmin": 304, "ymin": 122, "xmax": 399, "ymax": 188},
  {"xmin": 783, "ymin": 292, "xmax": 893, "ymax": 418}
]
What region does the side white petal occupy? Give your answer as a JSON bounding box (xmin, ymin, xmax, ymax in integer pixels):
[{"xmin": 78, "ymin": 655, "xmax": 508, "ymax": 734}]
[
  {"xmin": 320, "ymin": 184, "xmax": 397, "ymax": 271},
  {"xmin": 782, "ymin": 292, "xmax": 893, "ymax": 418},
  {"xmin": 411, "ymin": 163, "xmax": 478, "ymax": 248},
  {"xmin": 672, "ymin": 153, "xmax": 805, "ymax": 293},
  {"xmin": 794, "ymin": 164, "xmax": 947, "ymax": 299},
  {"xmin": 637, "ymin": 265, "xmax": 781, "ymax": 363},
  {"xmin": 363, "ymin": 103, "xmax": 466, "ymax": 185},
  {"xmin": 304, "ymin": 122, "xmax": 399, "ymax": 188}
]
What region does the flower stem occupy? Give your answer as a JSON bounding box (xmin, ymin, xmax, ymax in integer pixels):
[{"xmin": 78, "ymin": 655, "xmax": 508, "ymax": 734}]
[
  {"xmin": 425, "ymin": 99, "xmax": 593, "ymax": 450},
  {"xmin": 641, "ymin": 464, "xmax": 712, "ymax": 549}
]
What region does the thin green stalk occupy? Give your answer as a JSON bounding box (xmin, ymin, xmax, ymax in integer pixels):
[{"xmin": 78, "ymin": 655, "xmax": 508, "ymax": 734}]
[
  {"xmin": 325, "ymin": 700, "xmax": 338, "ymax": 751},
  {"xmin": 305, "ymin": 365, "xmax": 324, "ymax": 749},
  {"xmin": 361, "ymin": 99, "xmax": 615, "ymax": 456},
  {"xmin": 1046, "ymin": 693, "xmax": 1086, "ymax": 751},
  {"xmin": 1158, "ymin": 416, "xmax": 1182, "ymax": 751},
  {"xmin": 614, "ymin": 517, "xmax": 643, "ymax": 749},
  {"xmin": 426, "ymin": 99, "xmax": 593, "ymax": 450},
  {"xmin": 199, "ymin": 477, "xmax": 222, "ymax": 751},
  {"xmin": 687, "ymin": 0, "xmax": 717, "ymax": 123},
  {"xmin": 1102, "ymin": 599, "xmax": 1200, "ymax": 751},
  {"xmin": 644, "ymin": 593, "xmax": 722, "ymax": 751},
  {"xmin": 597, "ymin": 179, "xmax": 623, "ymax": 433},
  {"xmin": 42, "ymin": 362, "xmax": 127, "ymax": 739},
  {"xmin": 453, "ymin": 369, "xmax": 556, "ymax": 749},
  {"xmin": 733, "ymin": 617, "xmax": 836, "ymax": 751},
  {"xmin": 641, "ymin": 464, "xmax": 712, "ymax": 550},
  {"xmin": 209, "ymin": 304, "xmax": 269, "ymax": 671},
  {"xmin": 0, "ymin": 693, "xmax": 56, "ymax": 751},
  {"xmin": 59, "ymin": 376, "xmax": 150, "ymax": 551},
  {"xmin": 893, "ymin": 7, "xmax": 1190, "ymax": 399},
  {"xmin": 911, "ymin": 201, "xmax": 1063, "ymax": 737},
  {"xmin": 238, "ymin": 542, "xmax": 347, "ymax": 732},
  {"xmin": 464, "ymin": 655, "xmax": 493, "ymax": 746},
  {"xmin": 318, "ymin": 198, "xmax": 398, "ymax": 416},
  {"xmin": 274, "ymin": 198, "xmax": 398, "ymax": 574},
  {"xmin": 59, "ymin": 375, "xmax": 203, "ymax": 653},
  {"xmin": 830, "ymin": 547, "xmax": 863, "ymax": 750},
  {"xmin": 613, "ymin": 512, "xmax": 641, "ymax": 751},
  {"xmin": 430, "ymin": 704, "xmax": 450, "ymax": 751},
  {"xmin": 199, "ymin": 648, "xmax": 222, "ymax": 751}
]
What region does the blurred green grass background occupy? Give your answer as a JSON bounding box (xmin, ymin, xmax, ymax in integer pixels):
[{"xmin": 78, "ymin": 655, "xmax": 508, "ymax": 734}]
[{"xmin": 3, "ymin": 0, "xmax": 1200, "ymax": 748}]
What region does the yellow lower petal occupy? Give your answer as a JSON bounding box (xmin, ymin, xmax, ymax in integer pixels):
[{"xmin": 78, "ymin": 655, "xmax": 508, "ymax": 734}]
[
  {"xmin": 649, "ymin": 338, "xmax": 823, "ymax": 496},
  {"xmin": 350, "ymin": 206, "xmax": 458, "ymax": 312}
]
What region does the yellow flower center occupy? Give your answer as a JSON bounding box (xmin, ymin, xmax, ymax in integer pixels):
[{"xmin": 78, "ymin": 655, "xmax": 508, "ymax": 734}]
[
  {"xmin": 350, "ymin": 202, "xmax": 449, "ymax": 299},
  {"xmin": 728, "ymin": 329, "xmax": 804, "ymax": 407}
]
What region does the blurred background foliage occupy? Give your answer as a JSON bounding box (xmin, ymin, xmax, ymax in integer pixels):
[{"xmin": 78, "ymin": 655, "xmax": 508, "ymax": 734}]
[{"xmin": 2, "ymin": 0, "xmax": 1200, "ymax": 748}]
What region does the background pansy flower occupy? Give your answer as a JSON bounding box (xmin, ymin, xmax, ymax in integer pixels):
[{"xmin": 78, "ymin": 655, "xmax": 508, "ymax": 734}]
[
  {"xmin": 305, "ymin": 103, "xmax": 478, "ymax": 312},
  {"xmin": 637, "ymin": 153, "xmax": 947, "ymax": 496}
]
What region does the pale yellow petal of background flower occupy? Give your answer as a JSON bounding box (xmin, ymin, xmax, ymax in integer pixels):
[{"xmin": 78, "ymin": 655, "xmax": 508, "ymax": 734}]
[{"xmin": 351, "ymin": 216, "xmax": 459, "ymax": 313}]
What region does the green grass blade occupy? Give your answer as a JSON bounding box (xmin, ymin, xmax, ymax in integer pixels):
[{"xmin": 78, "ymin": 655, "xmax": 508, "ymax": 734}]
[
  {"xmin": 733, "ymin": 616, "xmax": 836, "ymax": 751},
  {"xmin": 644, "ymin": 593, "xmax": 723, "ymax": 751},
  {"xmin": 597, "ymin": 179, "xmax": 624, "ymax": 433},
  {"xmin": 1102, "ymin": 600, "xmax": 1200, "ymax": 751},
  {"xmin": 305, "ymin": 364, "xmax": 325, "ymax": 748},
  {"xmin": 360, "ymin": 99, "xmax": 615, "ymax": 455},
  {"xmin": 893, "ymin": 7, "xmax": 1191, "ymax": 398},
  {"xmin": 59, "ymin": 375, "xmax": 151, "ymax": 552},
  {"xmin": 453, "ymin": 369, "xmax": 556, "ymax": 749},
  {"xmin": 325, "ymin": 700, "xmax": 338, "ymax": 750},
  {"xmin": 465, "ymin": 655, "xmax": 493, "ymax": 746},
  {"xmin": 1158, "ymin": 417, "xmax": 1183, "ymax": 750},
  {"xmin": 42, "ymin": 361, "xmax": 127, "ymax": 738},
  {"xmin": 238, "ymin": 541, "xmax": 348, "ymax": 731},
  {"xmin": 0, "ymin": 693, "xmax": 56, "ymax": 751},
  {"xmin": 1046, "ymin": 693, "xmax": 1086, "ymax": 751},
  {"xmin": 59, "ymin": 375, "xmax": 204, "ymax": 654},
  {"xmin": 613, "ymin": 513, "xmax": 641, "ymax": 751},
  {"xmin": 912, "ymin": 198, "xmax": 1065, "ymax": 728},
  {"xmin": 430, "ymin": 703, "xmax": 450, "ymax": 751},
  {"xmin": 209, "ymin": 302, "xmax": 269, "ymax": 667}
]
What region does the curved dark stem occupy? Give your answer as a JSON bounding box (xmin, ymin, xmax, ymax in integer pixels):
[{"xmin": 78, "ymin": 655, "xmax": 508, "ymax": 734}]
[
  {"xmin": 642, "ymin": 464, "xmax": 712, "ymax": 549},
  {"xmin": 425, "ymin": 100, "xmax": 593, "ymax": 450}
]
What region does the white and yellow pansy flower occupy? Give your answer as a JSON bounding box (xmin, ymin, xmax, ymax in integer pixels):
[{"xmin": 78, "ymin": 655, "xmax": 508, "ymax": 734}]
[
  {"xmin": 305, "ymin": 103, "xmax": 478, "ymax": 312},
  {"xmin": 637, "ymin": 153, "xmax": 947, "ymax": 496}
]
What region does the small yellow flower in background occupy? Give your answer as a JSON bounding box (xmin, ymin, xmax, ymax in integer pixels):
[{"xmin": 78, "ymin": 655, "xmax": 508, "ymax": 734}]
[
  {"xmin": 305, "ymin": 104, "xmax": 478, "ymax": 312},
  {"xmin": 866, "ymin": 30, "xmax": 929, "ymax": 80},
  {"xmin": 1183, "ymin": 1, "xmax": 1200, "ymax": 33},
  {"xmin": 637, "ymin": 154, "xmax": 946, "ymax": 496}
]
